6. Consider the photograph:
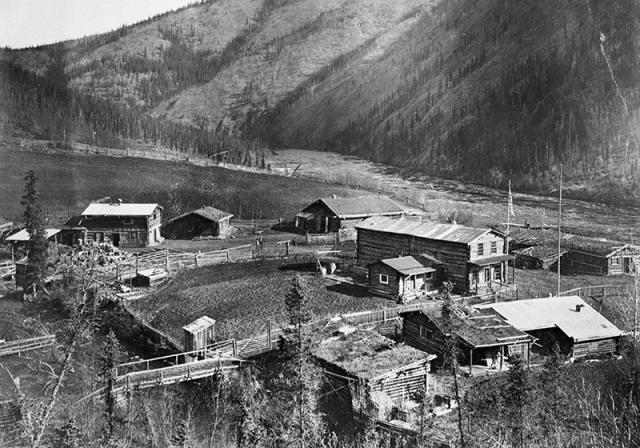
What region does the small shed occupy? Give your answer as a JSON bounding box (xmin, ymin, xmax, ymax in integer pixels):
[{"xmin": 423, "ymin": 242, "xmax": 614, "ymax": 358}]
[
  {"xmin": 183, "ymin": 316, "xmax": 216, "ymax": 357},
  {"xmin": 163, "ymin": 206, "xmax": 234, "ymax": 240},
  {"xmin": 513, "ymin": 246, "xmax": 567, "ymax": 270},
  {"xmin": 6, "ymin": 228, "xmax": 61, "ymax": 245},
  {"xmin": 133, "ymin": 268, "xmax": 168, "ymax": 287},
  {"xmin": 367, "ymin": 254, "xmax": 443, "ymax": 302},
  {"xmin": 401, "ymin": 307, "xmax": 533, "ymax": 375},
  {"xmin": 478, "ymin": 296, "xmax": 623, "ymax": 358}
]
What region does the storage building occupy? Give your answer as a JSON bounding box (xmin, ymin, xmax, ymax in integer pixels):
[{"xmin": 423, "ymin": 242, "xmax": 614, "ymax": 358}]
[{"xmin": 162, "ymin": 206, "xmax": 233, "ymax": 240}]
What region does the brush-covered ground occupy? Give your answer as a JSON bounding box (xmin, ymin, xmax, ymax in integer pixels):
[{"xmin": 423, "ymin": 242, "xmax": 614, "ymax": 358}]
[{"xmin": 129, "ymin": 258, "xmax": 392, "ymax": 341}]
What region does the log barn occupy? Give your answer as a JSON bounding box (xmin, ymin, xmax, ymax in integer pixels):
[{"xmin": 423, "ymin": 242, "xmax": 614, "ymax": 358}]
[
  {"xmin": 314, "ymin": 324, "xmax": 436, "ymax": 422},
  {"xmin": 564, "ymin": 238, "xmax": 640, "ymax": 275},
  {"xmin": 478, "ymin": 296, "xmax": 623, "ymax": 358},
  {"xmin": 513, "ymin": 246, "xmax": 567, "ymax": 270},
  {"xmin": 80, "ymin": 202, "xmax": 163, "ymax": 248},
  {"xmin": 295, "ymin": 195, "xmax": 405, "ymax": 233},
  {"xmin": 401, "ymin": 307, "xmax": 533, "ymax": 375},
  {"xmin": 162, "ymin": 206, "xmax": 233, "ymax": 240},
  {"xmin": 356, "ymin": 216, "xmax": 513, "ymax": 294},
  {"xmin": 367, "ymin": 254, "xmax": 443, "ymax": 302}
]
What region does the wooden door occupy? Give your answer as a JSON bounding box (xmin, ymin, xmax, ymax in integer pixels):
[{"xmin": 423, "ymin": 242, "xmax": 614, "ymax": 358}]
[
  {"xmin": 483, "ymin": 268, "xmax": 490, "ymax": 283},
  {"xmin": 624, "ymin": 257, "xmax": 631, "ymax": 274}
]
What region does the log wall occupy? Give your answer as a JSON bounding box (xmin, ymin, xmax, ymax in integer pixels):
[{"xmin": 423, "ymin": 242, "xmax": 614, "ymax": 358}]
[
  {"xmin": 566, "ymin": 250, "xmax": 608, "ymax": 275},
  {"xmin": 572, "ymin": 338, "xmax": 618, "ymax": 358},
  {"xmin": 357, "ymin": 228, "xmax": 470, "ymax": 292}
]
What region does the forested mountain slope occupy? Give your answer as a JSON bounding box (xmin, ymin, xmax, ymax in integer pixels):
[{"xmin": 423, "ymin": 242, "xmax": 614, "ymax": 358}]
[{"xmin": 1, "ymin": 0, "xmax": 639, "ymax": 203}]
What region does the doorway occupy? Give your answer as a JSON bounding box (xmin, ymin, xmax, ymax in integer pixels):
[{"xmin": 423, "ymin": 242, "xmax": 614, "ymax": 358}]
[
  {"xmin": 624, "ymin": 257, "xmax": 631, "ymax": 274},
  {"xmin": 112, "ymin": 233, "xmax": 120, "ymax": 247}
]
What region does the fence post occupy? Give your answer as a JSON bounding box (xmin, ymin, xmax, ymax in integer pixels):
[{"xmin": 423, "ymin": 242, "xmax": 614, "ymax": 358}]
[
  {"xmin": 232, "ymin": 339, "xmax": 237, "ymax": 357},
  {"xmin": 165, "ymin": 249, "xmax": 169, "ymax": 272},
  {"xmin": 226, "ymin": 250, "xmax": 230, "ymax": 262},
  {"xmin": 286, "ymin": 240, "xmax": 290, "ymax": 257},
  {"xmin": 267, "ymin": 319, "xmax": 272, "ymax": 350},
  {"xmin": 136, "ymin": 255, "xmax": 139, "ymax": 275},
  {"xmin": 195, "ymin": 252, "xmax": 199, "ymax": 268},
  {"xmin": 383, "ymin": 309, "xmax": 387, "ymax": 323}
]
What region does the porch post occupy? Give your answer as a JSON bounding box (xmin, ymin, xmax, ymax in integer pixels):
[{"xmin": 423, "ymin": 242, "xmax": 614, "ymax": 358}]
[
  {"xmin": 527, "ymin": 341, "xmax": 531, "ymax": 368},
  {"xmin": 469, "ymin": 348, "xmax": 473, "ymax": 376},
  {"xmin": 500, "ymin": 345, "xmax": 504, "ymax": 371}
]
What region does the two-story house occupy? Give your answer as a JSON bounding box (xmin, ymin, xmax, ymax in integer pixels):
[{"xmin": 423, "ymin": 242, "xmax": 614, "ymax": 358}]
[{"xmin": 356, "ymin": 216, "xmax": 513, "ymax": 294}]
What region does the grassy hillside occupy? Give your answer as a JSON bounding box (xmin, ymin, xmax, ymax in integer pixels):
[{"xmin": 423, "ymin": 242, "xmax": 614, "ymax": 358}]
[{"xmin": 1, "ymin": 0, "xmax": 639, "ymax": 203}]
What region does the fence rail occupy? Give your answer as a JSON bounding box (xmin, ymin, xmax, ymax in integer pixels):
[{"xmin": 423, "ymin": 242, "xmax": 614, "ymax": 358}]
[
  {"xmin": 0, "ymin": 335, "xmax": 56, "ymax": 357},
  {"xmin": 558, "ymin": 284, "xmax": 631, "ymax": 298}
]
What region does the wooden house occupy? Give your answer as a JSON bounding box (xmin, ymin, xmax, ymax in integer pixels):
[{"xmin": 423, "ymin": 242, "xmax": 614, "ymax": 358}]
[
  {"xmin": 564, "ymin": 238, "xmax": 640, "ymax": 275},
  {"xmin": 162, "ymin": 206, "xmax": 233, "ymax": 240},
  {"xmin": 356, "ymin": 216, "xmax": 514, "ymax": 294},
  {"xmin": 295, "ymin": 195, "xmax": 405, "ymax": 233},
  {"xmin": 314, "ymin": 324, "xmax": 436, "ymax": 422},
  {"xmin": 478, "ymin": 296, "xmax": 623, "ymax": 358},
  {"xmin": 183, "ymin": 316, "xmax": 216, "ymax": 360},
  {"xmin": 80, "ymin": 202, "xmax": 163, "ymax": 248},
  {"xmin": 401, "ymin": 307, "xmax": 533, "ymax": 375},
  {"xmin": 367, "ymin": 254, "xmax": 443, "ymax": 302}
]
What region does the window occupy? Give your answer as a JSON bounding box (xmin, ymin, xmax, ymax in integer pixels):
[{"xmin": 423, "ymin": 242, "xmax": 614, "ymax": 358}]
[
  {"xmin": 494, "ymin": 269, "xmax": 502, "ymax": 281},
  {"xmin": 379, "ymin": 274, "xmax": 389, "ymax": 284},
  {"xmin": 425, "ymin": 272, "xmax": 433, "ymax": 280},
  {"xmin": 477, "ymin": 243, "xmax": 484, "ymax": 256},
  {"xmin": 490, "ymin": 241, "xmax": 497, "ymax": 254},
  {"xmin": 613, "ymin": 257, "xmax": 621, "ymax": 265},
  {"xmin": 124, "ymin": 218, "xmax": 134, "ymax": 225},
  {"xmin": 419, "ymin": 325, "xmax": 432, "ymax": 340}
]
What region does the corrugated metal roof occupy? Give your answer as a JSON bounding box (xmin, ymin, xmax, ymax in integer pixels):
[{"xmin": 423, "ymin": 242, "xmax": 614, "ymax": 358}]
[
  {"xmin": 182, "ymin": 316, "xmax": 216, "ymax": 333},
  {"xmin": 478, "ymin": 296, "xmax": 623, "ymax": 342},
  {"xmin": 356, "ymin": 216, "xmax": 493, "ymax": 244},
  {"xmin": 7, "ymin": 228, "xmax": 61, "ymax": 241},
  {"xmin": 82, "ymin": 203, "xmax": 160, "ymax": 217},
  {"xmin": 168, "ymin": 206, "xmax": 233, "ymax": 224},
  {"xmin": 379, "ymin": 255, "xmax": 438, "ymax": 276},
  {"xmin": 305, "ymin": 195, "xmax": 405, "ymax": 218}
]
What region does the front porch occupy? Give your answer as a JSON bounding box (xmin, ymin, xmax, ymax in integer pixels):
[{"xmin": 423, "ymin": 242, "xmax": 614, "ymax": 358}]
[{"xmin": 468, "ymin": 254, "xmax": 515, "ymax": 295}]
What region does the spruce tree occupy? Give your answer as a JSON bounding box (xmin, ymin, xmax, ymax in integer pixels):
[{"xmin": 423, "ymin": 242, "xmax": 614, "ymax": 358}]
[
  {"xmin": 504, "ymin": 354, "xmax": 530, "ymax": 448},
  {"xmin": 100, "ymin": 330, "xmax": 122, "ymax": 439},
  {"xmin": 20, "ymin": 170, "xmax": 49, "ymax": 294}
]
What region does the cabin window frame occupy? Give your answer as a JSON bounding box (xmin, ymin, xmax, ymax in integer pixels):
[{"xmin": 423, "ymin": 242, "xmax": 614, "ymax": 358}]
[
  {"xmin": 379, "ymin": 274, "xmax": 389, "ymax": 285},
  {"xmin": 494, "ymin": 268, "xmax": 502, "ymax": 281},
  {"xmin": 425, "ymin": 271, "xmax": 433, "ymax": 280},
  {"xmin": 490, "ymin": 241, "xmax": 497, "ymax": 254},
  {"xmin": 477, "ymin": 243, "xmax": 484, "ymax": 257},
  {"xmin": 419, "ymin": 325, "xmax": 433, "ymax": 340}
]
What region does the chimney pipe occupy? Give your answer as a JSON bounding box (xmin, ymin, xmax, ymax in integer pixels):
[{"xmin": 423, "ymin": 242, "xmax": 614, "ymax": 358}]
[{"xmin": 575, "ymin": 304, "xmax": 584, "ymax": 312}]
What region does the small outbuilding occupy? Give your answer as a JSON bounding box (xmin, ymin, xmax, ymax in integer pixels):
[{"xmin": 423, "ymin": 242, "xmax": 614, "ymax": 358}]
[
  {"xmin": 478, "ymin": 296, "xmax": 623, "ymax": 358},
  {"xmin": 295, "ymin": 195, "xmax": 405, "ymax": 233},
  {"xmin": 183, "ymin": 316, "xmax": 216, "ymax": 359},
  {"xmin": 513, "ymin": 246, "xmax": 567, "ymax": 270},
  {"xmin": 367, "ymin": 254, "xmax": 443, "ymax": 302},
  {"xmin": 163, "ymin": 206, "xmax": 234, "ymax": 240},
  {"xmin": 401, "ymin": 307, "xmax": 534, "ymax": 375}
]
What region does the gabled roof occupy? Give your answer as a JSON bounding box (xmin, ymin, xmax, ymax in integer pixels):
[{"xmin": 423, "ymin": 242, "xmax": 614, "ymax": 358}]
[
  {"xmin": 82, "ymin": 203, "xmax": 161, "ymax": 217},
  {"xmin": 168, "ymin": 206, "xmax": 233, "ymax": 224},
  {"xmin": 6, "ymin": 228, "xmax": 61, "ymax": 242},
  {"xmin": 376, "ymin": 254, "xmax": 441, "ymax": 276},
  {"xmin": 303, "ymin": 195, "xmax": 405, "ymax": 219},
  {"xmin": 477, "ymin": 296, "xmax": 623, "ymax": 342},
  {"xmin": 356, "ymin": 216, "xmax": 500, "ymax": 244},
  {"xmin": 403, "ymin": 307, "xmax": 532, "ymax": 349}
]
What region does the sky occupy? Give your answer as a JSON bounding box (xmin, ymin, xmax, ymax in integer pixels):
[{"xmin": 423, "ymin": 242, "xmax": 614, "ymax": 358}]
[{"xmin": 0, "ymin": 0, "xmax": 199, "ymax": 49}]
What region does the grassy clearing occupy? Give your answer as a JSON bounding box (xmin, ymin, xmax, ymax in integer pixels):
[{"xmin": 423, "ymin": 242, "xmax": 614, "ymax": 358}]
[
  {"xmin": 0, "ymin": 147, "xmax": 362, "ymax": 225},
  {"xmin": 129, "ymin": 259, "xmax": 392, "ymax": 341}
]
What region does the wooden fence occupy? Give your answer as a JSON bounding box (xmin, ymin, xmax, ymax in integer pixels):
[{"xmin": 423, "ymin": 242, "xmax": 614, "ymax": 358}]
[
  {"xmin": 0, "ymin": 261, "xmax": 15, "ymax": 279},
  {"xmin": 558, "ymin": 284, "xmax": 632, "ymax": 298},
  {"xmin": 0, "ymin": 335, "xmax": 56, "ymax": 357}
]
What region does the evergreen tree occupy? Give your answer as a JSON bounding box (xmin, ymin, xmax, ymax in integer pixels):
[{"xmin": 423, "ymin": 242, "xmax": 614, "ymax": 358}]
[
  {"xmin": 20, "ymin": 170, "xmax": 48, "ymax": 295},
  {"xmin": 504, "ymin": 354, "xmax": 531, "ymax": 448},
  {"xmin": 100, "ymin": 330, "xmax": 122, "ymax": 439}
]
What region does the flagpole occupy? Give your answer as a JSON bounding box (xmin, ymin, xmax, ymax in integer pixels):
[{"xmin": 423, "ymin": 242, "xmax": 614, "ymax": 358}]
[
  {"xmin": 506, "ymin": 180, "xmax": 511, "ymax": 255},
  {"xmin": 557, "ymin": 164, "xmax": 562, "ymax": 297}
]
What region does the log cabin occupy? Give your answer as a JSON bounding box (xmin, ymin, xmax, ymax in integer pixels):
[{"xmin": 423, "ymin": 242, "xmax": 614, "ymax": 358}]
[
  {"xmin": 314, "ymin": 324, "xmax": 436, "ymax": 423},
  {"xmin": 367, "ymin": 254, "xmax": 443, "ymax": 302},
  {"xmin": 356, "ymin": 216, "xmax": 514, "ymax": 294},
  {"xmin": 513, "ymin": 246, "xmax": 567, "ymax": 270},
  {"xmin": 401, "ymin": 307, "xmax": 533, "ymax": 375},
  {"xmin": 564, "ymin": 239, "xmax": 640, "ymax": 276},
  {"xmin": 162, "ymin": 206, "xmax": 233, "ymax": 240},
  {"xmin": 295, "ymin": 195, "xmax": 405, "ymax": 233},
  {"xmin": 477, "ymin": 296, "xmax": 623, "ymax": 358},
  {"xmin": 80, "ymin": 202, "xmax": 163, "ymax": 248}
]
